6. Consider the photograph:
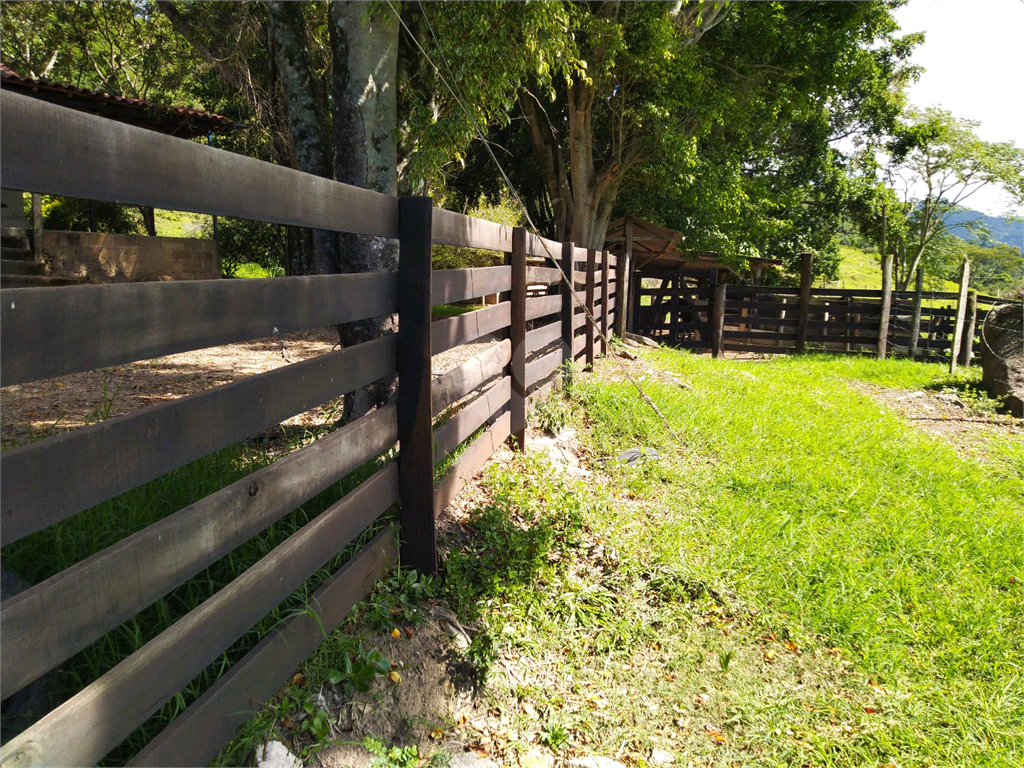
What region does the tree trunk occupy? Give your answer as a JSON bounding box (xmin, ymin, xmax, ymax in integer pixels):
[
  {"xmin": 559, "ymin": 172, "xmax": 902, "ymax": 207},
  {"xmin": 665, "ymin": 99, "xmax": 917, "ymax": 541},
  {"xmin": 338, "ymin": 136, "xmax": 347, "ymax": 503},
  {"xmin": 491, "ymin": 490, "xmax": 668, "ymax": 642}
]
[
  {"xmin": 266, "ymin": 0, "xmax": 338, "ymax": 275},
  {"xmin": 330, "ymin": 1, "xmax": 400, "ymax": 418},
  {"xmin": 138, "ymin": 206, "xmax": 156, "ymax": 236}
]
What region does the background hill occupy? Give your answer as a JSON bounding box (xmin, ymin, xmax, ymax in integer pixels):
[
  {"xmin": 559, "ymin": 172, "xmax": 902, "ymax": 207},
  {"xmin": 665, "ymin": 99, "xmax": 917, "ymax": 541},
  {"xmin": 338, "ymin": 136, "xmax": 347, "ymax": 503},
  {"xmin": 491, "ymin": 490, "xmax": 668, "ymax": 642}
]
[{"xmin": 946, "ymin": 208, "xmax": 1023, "ymax": 249}]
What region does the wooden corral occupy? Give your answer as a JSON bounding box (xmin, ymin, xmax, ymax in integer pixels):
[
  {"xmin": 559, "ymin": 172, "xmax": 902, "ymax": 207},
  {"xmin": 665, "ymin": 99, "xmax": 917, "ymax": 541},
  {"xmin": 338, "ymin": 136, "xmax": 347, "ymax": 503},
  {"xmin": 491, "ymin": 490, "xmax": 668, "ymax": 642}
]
[{"xmin": 0, "ymin": 91, "xmax": 618, "ymax": 765}]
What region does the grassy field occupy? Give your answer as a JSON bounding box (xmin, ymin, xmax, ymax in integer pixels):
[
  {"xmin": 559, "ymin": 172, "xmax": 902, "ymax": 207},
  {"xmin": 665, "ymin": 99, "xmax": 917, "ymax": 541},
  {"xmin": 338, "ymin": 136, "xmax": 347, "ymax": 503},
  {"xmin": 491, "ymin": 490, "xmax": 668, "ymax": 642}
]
[
  {"xmin": 439, "ymin": 350, "xmax": 1023, "ymax": 767},
  {"xmin": 831, "ymin": 245, "xmax": 961, "ymax": 294}
]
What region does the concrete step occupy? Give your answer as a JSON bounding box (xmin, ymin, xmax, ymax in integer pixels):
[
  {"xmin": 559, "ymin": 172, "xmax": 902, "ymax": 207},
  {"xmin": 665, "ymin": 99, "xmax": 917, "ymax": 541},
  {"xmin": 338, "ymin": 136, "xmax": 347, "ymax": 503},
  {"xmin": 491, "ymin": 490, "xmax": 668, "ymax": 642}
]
[
  {"xmin": 0, "ymin": 259, "xmax": 46, "ymax": 276},
  {"xmin": 1, "ymin": 227, "xmax": 31, "ymax": 249},
  {"xmin": 1, "ymin": 274, "xmax": 84, "ymax": 289},
  {"xmin": 1, "ymin": 247, "xmax": 34, "ymax": 262}
]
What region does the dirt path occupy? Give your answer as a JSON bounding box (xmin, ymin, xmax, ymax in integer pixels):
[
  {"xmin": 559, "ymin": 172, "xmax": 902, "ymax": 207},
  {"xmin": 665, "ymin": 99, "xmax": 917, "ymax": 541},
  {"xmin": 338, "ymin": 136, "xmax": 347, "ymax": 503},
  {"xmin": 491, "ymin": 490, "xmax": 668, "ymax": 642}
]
[
  {"xmin": 857, "ymin": 382, "xmax": 1023, "ymax": 470},
  {"xmin": 1, "ymin": 329, "xmax": 499, "ymax": 449}
]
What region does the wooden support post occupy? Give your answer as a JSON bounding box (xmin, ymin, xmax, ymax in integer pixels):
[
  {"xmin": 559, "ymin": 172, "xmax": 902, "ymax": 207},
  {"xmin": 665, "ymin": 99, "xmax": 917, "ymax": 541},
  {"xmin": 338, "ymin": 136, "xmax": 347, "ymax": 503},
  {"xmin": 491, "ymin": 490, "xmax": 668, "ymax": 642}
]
[
  {"xmin": 600, "ymin": 249, "xmax": 609, "ymax": 356},
  {"xmin": 585, "ymin": 248, "xmax": 596, "ymax": 367},
  {"xmin": 710, "ymin": 283, "xmax": 726, "ymax": 358},
  {"xmin": 796, "ymin": 252, "xmax": 812, "ymax": 354},
  {"xmin": 509, "ymin": 227, "xmax": 527, "ymax": 451},
  {"xmin": 949, "ymin": 259, "xmax": 971, "ymax": 374},
  {"xmin": 622, "ymin": 218, "xmax": 635, "ymax": 335},
  {"xmin": 845, "ymin": 296, "xmax": 853, "ymax": 353},
  {"xmin": 877, "ymin": 205, "xmax": 892, "ymax": 359},
  {"xmin": 909, "ymin": 267, "xmax": 924, "ymax": 360},
  {"xmin": 30, "ymin": 192, "xmax": 42, "ymax": 263},
  {"xmin": 958, "ymin": 289, "xmax": 978, "ymax": 368},
  {"xmin": 561, "ymin": 241, "xmax": 575, "ymax": 377},
  {"xmin": 397, "ymin": 196, "xmax": 436, "ymax": 575}
]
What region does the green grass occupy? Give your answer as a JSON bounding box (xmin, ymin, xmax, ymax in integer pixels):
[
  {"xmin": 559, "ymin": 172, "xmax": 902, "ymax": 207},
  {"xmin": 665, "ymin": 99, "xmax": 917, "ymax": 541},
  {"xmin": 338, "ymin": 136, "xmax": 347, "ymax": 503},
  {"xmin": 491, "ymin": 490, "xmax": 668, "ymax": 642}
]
[
  {"xmin": 233, "ymin": 262, "xmax": 284, "ymax": 279},
  {"xmin": 832, "ymin": 245, "xmax": 960, "ymax": 294},
  {"xmin": 432, "ymin": 302, "xmax": 481, "ymax": 320},
  {"xmin": 439, "ymin": 350, "xmax": 1023, "ymax": 767},
  {"xmin": 153, "ymin": 209, "xmax": 208, "ymax": 239}
]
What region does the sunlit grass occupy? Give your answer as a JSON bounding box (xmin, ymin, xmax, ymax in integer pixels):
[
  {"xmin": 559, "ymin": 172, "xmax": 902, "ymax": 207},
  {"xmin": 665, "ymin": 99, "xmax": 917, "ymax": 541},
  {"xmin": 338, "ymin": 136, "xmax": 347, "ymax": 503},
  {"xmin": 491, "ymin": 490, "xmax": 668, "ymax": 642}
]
[{"xmin": 443, "ymin": 350, "xmax": 1023, "ymax": 767}]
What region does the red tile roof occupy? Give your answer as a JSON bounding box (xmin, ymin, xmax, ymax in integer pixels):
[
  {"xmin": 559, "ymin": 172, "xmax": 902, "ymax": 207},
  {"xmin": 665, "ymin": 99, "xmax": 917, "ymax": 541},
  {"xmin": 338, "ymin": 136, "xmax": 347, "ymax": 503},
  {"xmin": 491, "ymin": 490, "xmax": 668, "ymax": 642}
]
[{"xmin": 1, "ymin": 63, "xmax": 240, "ymax": 139}]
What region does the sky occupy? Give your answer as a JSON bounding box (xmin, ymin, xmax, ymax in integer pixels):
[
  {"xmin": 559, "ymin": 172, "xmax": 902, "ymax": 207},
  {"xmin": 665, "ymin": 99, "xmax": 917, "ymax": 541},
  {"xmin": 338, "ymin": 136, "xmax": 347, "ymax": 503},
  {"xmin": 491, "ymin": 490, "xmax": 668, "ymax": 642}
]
[{"xmin": 893, "ymin": 0, "xmax": 1024, "ymax": 216}]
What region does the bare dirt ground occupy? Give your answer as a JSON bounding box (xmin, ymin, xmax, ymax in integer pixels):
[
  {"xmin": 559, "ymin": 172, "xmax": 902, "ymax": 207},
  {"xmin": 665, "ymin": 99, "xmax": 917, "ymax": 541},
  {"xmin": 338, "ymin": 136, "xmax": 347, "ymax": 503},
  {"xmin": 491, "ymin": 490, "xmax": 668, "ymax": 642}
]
[
  {"xmin": 0, "ymin": 329, "xmax": 499, "ymax": 449},
  {"xmin": 855, "ymin": 382, "xmax": 1024, "ymax": 467}
]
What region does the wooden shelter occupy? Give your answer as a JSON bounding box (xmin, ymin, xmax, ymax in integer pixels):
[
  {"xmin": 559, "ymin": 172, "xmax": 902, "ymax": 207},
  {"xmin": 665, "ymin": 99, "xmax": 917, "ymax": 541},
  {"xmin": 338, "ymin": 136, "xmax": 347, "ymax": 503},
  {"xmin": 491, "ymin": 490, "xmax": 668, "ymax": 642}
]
[{"xmin": 604, "ymin": 215, "xmax": 781, "ymax": 344}]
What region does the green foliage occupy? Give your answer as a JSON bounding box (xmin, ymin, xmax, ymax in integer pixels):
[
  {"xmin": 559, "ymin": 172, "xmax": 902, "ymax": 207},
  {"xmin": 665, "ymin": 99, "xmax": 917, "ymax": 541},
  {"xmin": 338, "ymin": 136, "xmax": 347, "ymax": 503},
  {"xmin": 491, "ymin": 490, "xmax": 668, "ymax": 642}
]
[
  {"xmin": 326, "ymin": 641, "xmax": 392, "ymax": 698},
  {"xmin": 363, "ymin": 737, "xmax": 419, "ymax": 768},
  {"xmin": 432, "ymin": 195, "xmax": 525, "ymax": 270},
  {"xmin": 350, "ymin": 568, "xmax": 437, "ymax": 633},
  {"xmin": 964, "ymin": 242, "xmax": 1024, "ymax": 297},
  {"xmin": 867, "ymin": 106, "xmax": 1024, "ymax": 289},
  {"xmin": 531, "ymin": 393, "xmax": 572, "ymax": 437},
  {"xmin": 209, "ymin": 217, "xmax": 286, "ymax": 278},
  {"xmin": 40, "ymin": 195, "xmax": 144, "ymax": 235}
]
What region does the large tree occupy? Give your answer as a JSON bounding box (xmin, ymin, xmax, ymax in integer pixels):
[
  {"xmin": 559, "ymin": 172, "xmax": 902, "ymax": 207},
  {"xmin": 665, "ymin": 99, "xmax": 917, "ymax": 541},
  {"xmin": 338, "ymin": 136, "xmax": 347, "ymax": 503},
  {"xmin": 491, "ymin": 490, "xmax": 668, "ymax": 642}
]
[{"xmin": 879, "ymin": 107, "xmax": 1024, "ymax": 289}]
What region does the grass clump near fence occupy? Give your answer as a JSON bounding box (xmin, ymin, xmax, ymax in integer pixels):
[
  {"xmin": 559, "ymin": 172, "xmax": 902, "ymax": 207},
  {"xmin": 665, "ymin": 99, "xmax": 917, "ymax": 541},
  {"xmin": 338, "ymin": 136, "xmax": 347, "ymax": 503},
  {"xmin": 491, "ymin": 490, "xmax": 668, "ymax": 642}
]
[{"xmin": 437, "ymin": 351, "xmax": 1021, "ymax": 767}]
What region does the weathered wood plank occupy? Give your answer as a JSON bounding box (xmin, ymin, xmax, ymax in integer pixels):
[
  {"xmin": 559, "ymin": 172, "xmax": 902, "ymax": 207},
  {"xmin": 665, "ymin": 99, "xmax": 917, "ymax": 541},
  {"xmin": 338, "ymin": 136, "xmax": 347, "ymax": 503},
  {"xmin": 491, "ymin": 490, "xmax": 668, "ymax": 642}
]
[
  {"xmin": 525, "ymin": 233, "xmax": 563, "ymax": 260},
  {"xmin": 433, "ymin": 377, "xmax": 511, "ymax": 463},
  {"xmin": 128, "ymin": 529, "xmax": 398, "ymax": 767},
  {"xmin": 431, "ymin": 303, "xmax": 511, "ymax": 354},
  {"xmin": 573, "ymin": 334, "xmax": 586, "ymax": 357},
  {"xmin": 398, "ymin": 196, "xmax": 436, "ymax": 575},
  {"xmin": 526, "ymin": 349, "xmax": 562, "ymax": 389},
  {"xmin": 0, "ymin": 404, "xmax": 398, "ymax": 701},
  {"xmin": 1, "ymin": 335, "xmax": 396, "ymax": 544},
  {"xmin": 525, "ymin": 320, "xmax": 562, "ymax": 355},
  {"xmin": 433, "ymin": 412, "xmax": 511, "ymax": 519},
  {"xmin": 2, "ymin": 91, "xmax": 398, "ymax": 238},
  {"xmin": 0, "ymin": 466, "xmax": 399, "ymax": 768},
  {"xmin": 526, "ymin": 266, "xmax": 561, "ymax": 286},
  {"xmin": 431, "ymin": 208, "xmax": 511, "ymax": 251},
  {"xmin": 526, "ymin": 294, "xmax": 561, "ymax": 321},
  {"xmin": 431, "ymin": 340, "xmax": 510, "ymax": 416},
  {"xmin": 1, "ymin": 273, "xmax": 397, "ymax": 386},
  {"xmin": 431, "ymin": 266, "xmax": 511, "ymax": 305}
]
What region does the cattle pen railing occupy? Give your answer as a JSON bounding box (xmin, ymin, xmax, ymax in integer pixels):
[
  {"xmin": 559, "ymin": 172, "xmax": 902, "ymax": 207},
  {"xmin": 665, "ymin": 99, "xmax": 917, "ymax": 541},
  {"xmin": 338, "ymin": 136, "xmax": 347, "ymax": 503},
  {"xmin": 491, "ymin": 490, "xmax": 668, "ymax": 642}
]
[
  {"xmin": 632, "ymin": 265, "xmax": 1009, "ymax": 361},
  {"xmin": 0, "ymin": 91, "xmax": 617, "ymax": 765}
]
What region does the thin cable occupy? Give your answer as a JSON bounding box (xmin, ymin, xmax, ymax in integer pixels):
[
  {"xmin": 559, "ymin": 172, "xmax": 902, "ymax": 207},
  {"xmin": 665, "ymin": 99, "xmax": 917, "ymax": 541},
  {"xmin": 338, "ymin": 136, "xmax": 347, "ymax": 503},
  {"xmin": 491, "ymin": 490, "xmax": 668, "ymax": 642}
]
[{"xmin": 393, "ymin": 0, "xmax": 684, "ymax": 444}]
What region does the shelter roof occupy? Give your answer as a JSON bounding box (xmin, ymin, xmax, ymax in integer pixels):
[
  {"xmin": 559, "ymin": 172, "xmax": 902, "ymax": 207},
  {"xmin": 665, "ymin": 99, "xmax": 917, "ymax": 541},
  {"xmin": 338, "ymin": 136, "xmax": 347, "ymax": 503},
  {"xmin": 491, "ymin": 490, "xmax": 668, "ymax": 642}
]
[
  {"xmin": 605, "ymin": 215, "xmax": 783, "ymax": 276},
  {"xmin": 0, "ymin": 63, "xmax": 240, "ymax": 139}
]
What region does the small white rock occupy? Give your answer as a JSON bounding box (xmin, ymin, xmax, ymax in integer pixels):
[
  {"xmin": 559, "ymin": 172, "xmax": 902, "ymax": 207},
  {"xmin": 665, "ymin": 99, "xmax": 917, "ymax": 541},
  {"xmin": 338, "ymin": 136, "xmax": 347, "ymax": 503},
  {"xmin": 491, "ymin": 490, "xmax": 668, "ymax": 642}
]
[
  {"xmin": 256, "ymin": 740, "xmax": 303, "ymax": 768},
  {"xmin": 650, "ymin": 749, "xmax": 675, "ymax": 765},
  {"xmin": 568, "ymin": 757, "xmax": 627, "ymax": 768}
]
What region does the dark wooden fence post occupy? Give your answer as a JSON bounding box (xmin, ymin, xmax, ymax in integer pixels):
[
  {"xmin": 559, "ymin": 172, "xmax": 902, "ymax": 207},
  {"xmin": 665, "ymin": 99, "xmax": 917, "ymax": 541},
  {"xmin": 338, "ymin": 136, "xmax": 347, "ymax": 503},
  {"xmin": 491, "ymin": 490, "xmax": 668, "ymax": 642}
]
[
  {"xmin": 561, "ymin": 241, "xmax": 575, "ymax": 377},
  {"xmin": 397, "ymin": 196, "xmax": 436, "ymax": 575},
  {"xmin": 585, "ymin": 248, "xmax": 596, "ymax": 367},
  {"xmin": 509, "ymin": 227, "xmax": 527, "ymax": 451},
  {"xmin": 877, "ymin": 205, "xmax": 892, "ymax": 360},
  {"xmin": 31, "ymin": 192, "xmax": 43, "ymax": 263},
  {"xmin": 796, "ymin": 252, "xmax": 812, "ymax": 354},
  {"xmin": 908, "ymin": 267, "xmax": 924, "ymax": 360},
  {"xmin": 710, "ymin": 283, "xmax": 726, "ymax": 358},
  {"xmin": 615, "ymin": 221, "xmax": 631, "ymax": 337},
  {"xmin": 958, "ymin": 289, "xmax": 978, "ymax": 367},
  {"xmin": 600, "ymin": 249, "xmax": 610, "ymax": 356}
]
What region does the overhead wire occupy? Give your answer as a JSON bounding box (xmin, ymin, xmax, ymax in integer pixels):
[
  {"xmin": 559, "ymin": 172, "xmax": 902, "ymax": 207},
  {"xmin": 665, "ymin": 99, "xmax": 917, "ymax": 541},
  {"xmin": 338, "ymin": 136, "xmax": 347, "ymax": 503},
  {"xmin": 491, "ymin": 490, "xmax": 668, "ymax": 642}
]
[{"xmin": 388, "ymin": 0, "xmax": 683, "ymax": 444}]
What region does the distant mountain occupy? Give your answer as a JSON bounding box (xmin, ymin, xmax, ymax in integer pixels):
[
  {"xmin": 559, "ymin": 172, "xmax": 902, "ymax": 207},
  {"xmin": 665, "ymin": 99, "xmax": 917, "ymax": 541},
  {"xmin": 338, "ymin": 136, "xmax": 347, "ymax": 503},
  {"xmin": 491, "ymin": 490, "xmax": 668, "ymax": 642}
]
[{"xmin": 946, "ymin": 208, "xmax": 1023, "ymax": 250}]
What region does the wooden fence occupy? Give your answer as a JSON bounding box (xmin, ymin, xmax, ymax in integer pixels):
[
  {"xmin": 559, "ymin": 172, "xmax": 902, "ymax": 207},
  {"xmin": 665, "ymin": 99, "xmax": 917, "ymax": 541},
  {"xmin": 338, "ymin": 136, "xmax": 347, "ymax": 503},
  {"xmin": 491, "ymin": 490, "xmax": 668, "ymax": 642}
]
[
  {"xmin": 0, "ymin": 91, "xmax": 617, "ymax": 765},
  {"xmin": 633, "ymin": 275, "xmax": 1008, "ymax": 360}
]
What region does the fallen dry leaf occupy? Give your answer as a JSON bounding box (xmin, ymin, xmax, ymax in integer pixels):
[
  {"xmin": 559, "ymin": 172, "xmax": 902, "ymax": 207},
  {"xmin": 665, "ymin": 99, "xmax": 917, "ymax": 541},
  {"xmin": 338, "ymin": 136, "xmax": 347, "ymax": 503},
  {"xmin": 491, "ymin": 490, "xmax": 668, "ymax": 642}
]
[
  {"xmin": 784, "ymin": 640, "xmax": 800, "ymax": 654},
  {"xmin": 389, "ymin": 670, "xmax": 402, "ymax": 684},
  {"xmin": 763, "ymin": 649, "xmax": 776, "ymax": 663},
  {"xmin": 391, "ymin": 627, "xmax": 402, "ymax": 639}
]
